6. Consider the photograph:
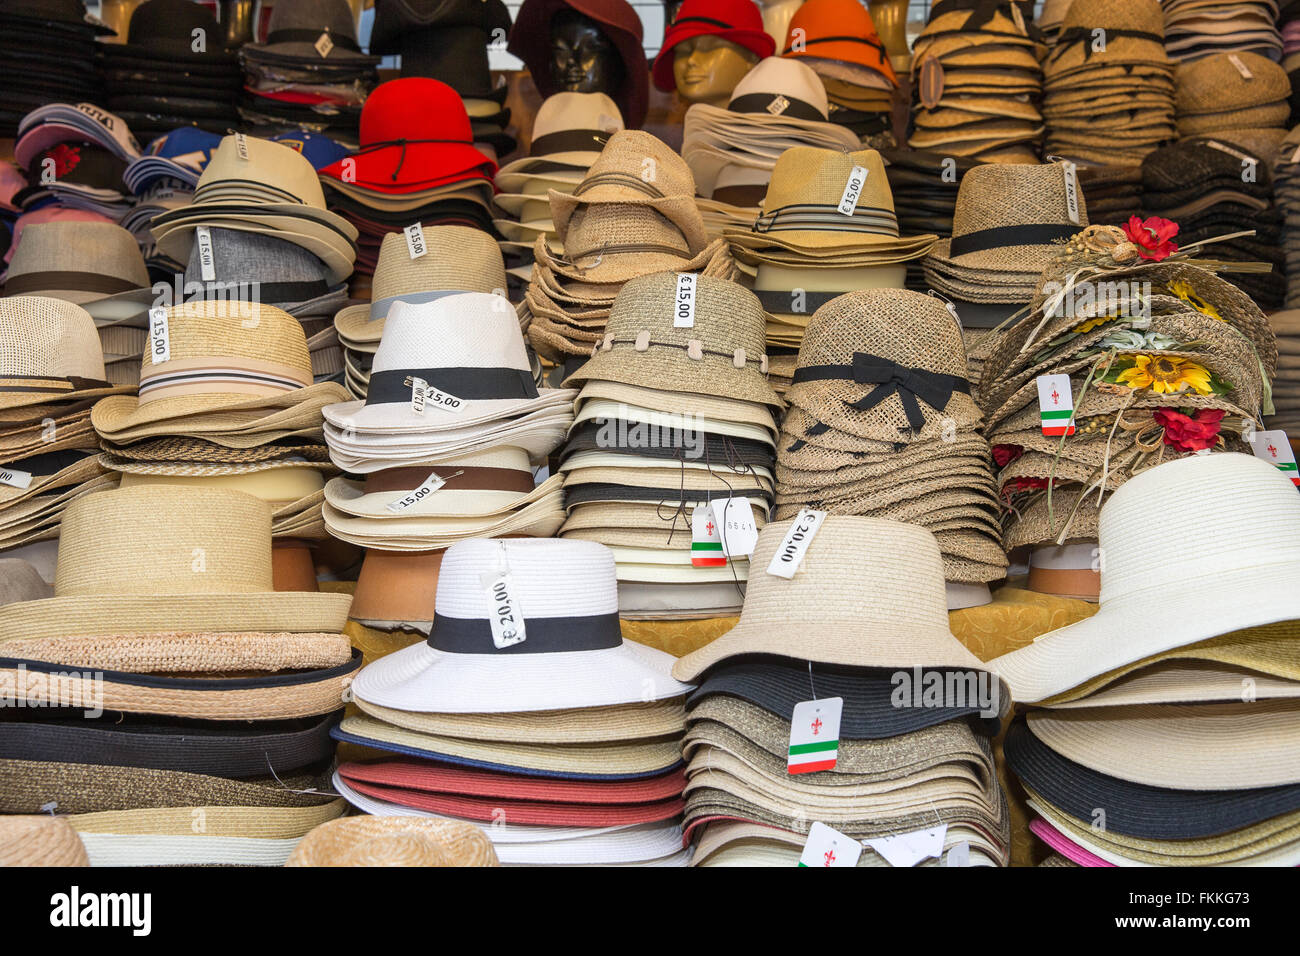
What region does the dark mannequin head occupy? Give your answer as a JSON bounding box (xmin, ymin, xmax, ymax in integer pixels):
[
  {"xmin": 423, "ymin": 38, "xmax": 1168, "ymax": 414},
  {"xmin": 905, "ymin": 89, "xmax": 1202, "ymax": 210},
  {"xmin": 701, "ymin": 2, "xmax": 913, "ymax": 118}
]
[{"xmin": 549, "ymin": 9, "xmax": 625, "ymax": 93}]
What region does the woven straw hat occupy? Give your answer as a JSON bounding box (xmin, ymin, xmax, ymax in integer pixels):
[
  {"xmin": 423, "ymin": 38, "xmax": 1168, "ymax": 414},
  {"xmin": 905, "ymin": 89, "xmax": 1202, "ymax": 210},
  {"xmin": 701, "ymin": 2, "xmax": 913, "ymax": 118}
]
[
  {"xmin": 1174, "ymin": 52, "xmax": 1291, "ymax": 136},
  {"xmin": 1043, "ymin": 0, "xmax": 1170, "ymax": 79},
  {"xmin": 0, "ymin": 485, "xmax": 351, "ymax": 644},
  {"xmin": 334, "ymin": 227, "xmax": 507, "ymax": 346},
  {"xmin": 495, "ymin": 92, "xmax": 625, "ymax": 191},
  {"xmin": 672, "ymin": 515, "xmax": 1001, "ymax": 682},
  {"xmin": 562, "ymin": 272, "xmax": 780, "ymax": 409},
  {"xmin": 0, "ymin": 816, "xmax": 88, "ymax": 866},
  {"xmin": 0, "ymin": 296, "xmax": 131, "ymax": 411},
  {"xmin": 1, "ymin": 221, "xmax": 150, "ymax": 309},
  {"xmin": 536, "ymin": 205, "xmax": 700, "ymax": 283},
  {"xmin": 991, "ymin": 453, "xmax": 1300, "ymax": 703},
  {"xmin": 285, "ymin": 816, "xmax": 499, "ymax": 866}
]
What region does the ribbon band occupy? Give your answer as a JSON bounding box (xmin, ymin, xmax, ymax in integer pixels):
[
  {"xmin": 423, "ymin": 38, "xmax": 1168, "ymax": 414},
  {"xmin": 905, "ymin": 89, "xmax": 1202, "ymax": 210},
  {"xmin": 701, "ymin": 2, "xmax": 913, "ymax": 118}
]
[
  {"xmin": 428, "ymin": 611, "xmax": 623, "ymax": 654},
  {"xmin": 529, "ymin": 128, "xmax": 613, "ymax": 158},
  {"xmin": 753, "ymin": 203, "xmax": 899, "ymax": 237},
  {"xmin": 365, "ymin": 465, "xmax": 535, "ymax": 495},
  {"xmin": 138, "ymin": 356, "xmax": 313, "ymax": 404},
  {"xmin": 948, "ymin": 222, "xmax": 1079, "ymax": 257},
  {"xmin": 784, "ymin": 34, "xmax": 887, "ymax": 56},
  {"xmin": 364, "ymin": 366, "xmax": 539, "ymax": 406},
  {"xmin": 2, "ymin": 271, "xmax": 141, "ymax": 297},
  {"xmin": 728, "ymin": 93, "xmax": 825, "ymax": 122},
  {"xmin": 793, "ymin": 353, "xmax": 970, "ymax": 430},
  {"xmin": 265, "ymin": 28, "xmax": 362, "ymax": 52}
]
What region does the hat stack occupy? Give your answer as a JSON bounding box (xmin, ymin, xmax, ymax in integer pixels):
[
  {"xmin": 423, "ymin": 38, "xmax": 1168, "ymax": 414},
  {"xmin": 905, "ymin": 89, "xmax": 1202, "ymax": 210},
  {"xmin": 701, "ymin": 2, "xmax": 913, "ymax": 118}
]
[
  {"xmin": 1162, "ymin": 0, "xmax": 1283, "ymax": 63},
  {"xmin": 1034, "ymin": 0, "xmax": 1072, "ymax": 45},
  {"xmin": 1286, "ymin": 1, "xmax": 1300, "ymax": 117},
  {"xmin": 1141, "ymin": 138, "xmax": 1286, "ymax": 307},
  {"xmin": 908, "ymin": 0, "xmax": 1045, "ymax": 164},
  {"xmin": 1175, "ymin": 51, "xmax": 1292, "ymax": 157},
  {"xmin": 672, "ymin": 517, "xmax": 1011, "ymax": 867},
  {"xmin": 781, "ymin": 0, "xmax": 898, "ymax": 148},
  {"xmin": 0, "ymin": 297, "xmax": 128, "ymax": 564},
  {"xmin": 89, "ymin": 298, "xmax": 352, "ymax": 587},
  {"xmin": 776, "ymin": 290, "xmax": 1008, "ymax": 604},
  {"xmin": 558, "ymin": 272, "xmax": 781, "ymax": 621},
  {"xmin": 100, "ymin": 0, "xmax": 241, "ymax": 145},
  {"xmin": 318, "ymin": 78, "xmax": 498, "ymax": 290},
  {"xmin": 724, "ymin": 147, "xmax": 937, "ymax": 359},
  {"xmin": 523, "ymin": 130, "xmax": 735, "ymax": 365},
  {"xmin": 993, "ymin": 453, "xmax": 1300, "ymax": 867},
  {"xmin": 682, "ymin": 57, "xmax": 861, "ymax": 238},
  {"xmin": 320, "ymin": 292, "xmax": 574, "ymax": 631},
  {"xmin": 0, "ymin": 0, "xmax": 108, "ymax": 137},
  {"xmin": 1042, "ymin": 0, "xmax": 1175, "ymax": 166},
  {"xmin": 1266, "ymin": 310, "xmax": 1300, "ymax": 433},
  {"xmin": 333, "ymin": 227, "xmax": 509, "ymax": 399},
  {"xmin": 492, "ymin": 93, "xmax": 624, "ymax": 295},
  {"xmin": 1074, "ymin": 165, "xmax": 1144, "ymax": 227},
  {"xmin": 331, "ymin": 538, "xmax": 696, "ymax": 866},
  {"xmin": 286, "ymin": 816, "xmax": 499, "ymax": 866},
  {"xmin": 1277, "ymin": 127, "xmax": 1300, "ymax": 309},
  {"xmin": 0, "ymin": 484, "xmax": 359, "ymax": 866},
  {"xmin": 10, "ymin": 103, "xmax": 140, "ymax": 220},
  {"xmin": 120, "ymin": 127, "xmax": 222, "ymax": 279},
  {"xmin": 238, "ymin": 0, "xmax": 380, "ymax": 143},
  {"xmin": 880, "ymin": 149, "xmax": 983, "ymax": 291}
]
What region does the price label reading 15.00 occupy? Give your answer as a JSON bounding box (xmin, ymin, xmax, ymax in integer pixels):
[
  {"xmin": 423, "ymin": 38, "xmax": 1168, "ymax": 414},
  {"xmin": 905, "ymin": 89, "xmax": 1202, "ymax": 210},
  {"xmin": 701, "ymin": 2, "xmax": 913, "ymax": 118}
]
[
  {"xmin": 673, "ymin": 273, "xmax": 697, "ymax": 328},
  {"xmin": 837, "ymin": 165, "xmax": 869, "ymax": 216}
]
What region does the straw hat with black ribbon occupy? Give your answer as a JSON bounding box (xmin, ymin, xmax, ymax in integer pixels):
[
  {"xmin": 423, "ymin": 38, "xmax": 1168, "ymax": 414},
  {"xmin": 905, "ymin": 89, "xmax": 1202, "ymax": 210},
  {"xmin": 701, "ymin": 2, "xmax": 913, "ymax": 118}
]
[{"xmin": 0, "ymin": 296, "xmax": 133, "ymax": 412}]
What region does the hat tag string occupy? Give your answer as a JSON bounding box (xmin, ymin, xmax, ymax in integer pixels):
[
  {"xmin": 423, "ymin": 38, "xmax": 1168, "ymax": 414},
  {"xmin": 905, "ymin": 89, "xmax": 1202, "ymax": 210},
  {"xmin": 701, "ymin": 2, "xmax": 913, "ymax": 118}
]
[
  {"xmin": 703, "ymin": 442, "xmax": 746, "ymax": 602},
  {"xmin": 263, "ymin": 758, "xmax": 335, "ymax": 798},
  {"xmin": 807, "ymin": 660, "xmax": 818, "ymax": 702}
]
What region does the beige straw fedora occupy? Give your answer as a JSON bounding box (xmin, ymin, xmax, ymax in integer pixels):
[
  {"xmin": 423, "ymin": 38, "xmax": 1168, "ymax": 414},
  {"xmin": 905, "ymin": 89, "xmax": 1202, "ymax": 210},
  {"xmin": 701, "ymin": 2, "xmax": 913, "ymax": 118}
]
[
  {"xmin": 0, "ymin": 816, "xmax": 89, "ymax": 866},
  {"xmin": 1, "ymin": 221, "xmax": 151, "ymax": 314},
  {"xmin": 0, "ymin": 297, "xmax": 133, "ymax": 411},
  {"xmin": 285, "ymin": 816, "xmax": 499, "ymax": 866},
  {"xmin": 495, "ymin": 91, "xmax": 625, "ymax": 191}
]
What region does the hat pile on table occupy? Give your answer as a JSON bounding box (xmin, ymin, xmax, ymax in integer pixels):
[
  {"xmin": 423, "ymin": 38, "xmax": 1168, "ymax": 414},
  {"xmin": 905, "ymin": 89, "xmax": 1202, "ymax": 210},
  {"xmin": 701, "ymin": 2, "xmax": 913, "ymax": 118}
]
[
  {"xmin": 781, "ymin": 0, "xmax": 898, "ymax": 148},
  {"xmin": 492, "ymin": 93, "xmax": 624, "ymax": 295},
  {"xmin": 0, "ymin": 297, "xmax": 127, "ymax": 562},
  {"xmin": 725, "ymin": 147, "xmax": 937, "ymax": 357},
  {"xmin": 881, "ymin": 149, "xmax": 982, "ymax": 292},
  {"xmin": 672, "ymin": 516, "xmax": 1011, "ymax": 867},
  {"xmin": 100, "ymin": 0, "xmax": 241, "ymax": 145},
  {"xmin": 908, "ymin": 0, "xmax": 1045, "ymax": 164},
  {"xmin": 1042, "ymin": 0, "xmax": 1175, "ymax": 166},
  {"xmin": 1175, "ymin": 51, "xmax": 1292, "ymax": 156},
  {"xmin": 11, "ymin": 103, "xmax": 141, "ymax": 221},
  {"xmin": 1141, "ymin": 137, "xmax": 1286, "ymax": 308},
  {"xmin": 0, "ymin": 483, "xmax": 359, "ymax": 866},
  {"xmin": 238, "ymin": 0, "xmax": 380, "ymax": 143},
  {"xmin": 523, "ymin": 130, "xmax": 735, "ymax": 367},
  {"xmin": 557, "ymin": 273, "xmax": 781, "ymax": 621},
  {"xmin": 318, "ymin": 78, "xmax": 497, "ymax": 290},
  {"xmin": 993, "ymin": 453, "xmax": 1300, "ymax": 867},
  {"xmin": 776, "ymin": 290, "xmax": 1008, "ymax": 604},
  {"xmin": 1162, "ymin": 0, "xmax": 1283, "ymax": 63},
  {"xmin": 1266, "ymin": 309, "xmax": 1300, "ymax": 433},
  {"xmin": 331, "ymin": 538, "xmax": 695, "ymax": 866},
  {"xmin": 683, "ymin": 58, "xmax": 860, "ymax": 239},
  {"xmin": 0, "ymin": 0, "xmax": 108, "ymax": 137}
]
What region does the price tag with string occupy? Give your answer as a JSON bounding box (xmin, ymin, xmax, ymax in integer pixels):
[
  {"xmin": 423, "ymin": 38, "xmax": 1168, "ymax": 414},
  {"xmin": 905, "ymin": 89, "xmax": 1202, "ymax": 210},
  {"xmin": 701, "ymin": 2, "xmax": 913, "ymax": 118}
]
[
  {"xmin": 799, "ymin": 822, "xmax": 861, "ymax": 868},
  {"xmin": 481, "ymin": 543, "xmax": 525, "ymax": 649},
  {"xmin": 788, "ymin": 695, "xmax": 842, "ymax": 774},
  {"xmin": 711, "ymin": 497, "xmax": 757, "ymax": 557},
  {"xmin": 690, "ymin": 504, "xmax": 726, "ymax": 566}
]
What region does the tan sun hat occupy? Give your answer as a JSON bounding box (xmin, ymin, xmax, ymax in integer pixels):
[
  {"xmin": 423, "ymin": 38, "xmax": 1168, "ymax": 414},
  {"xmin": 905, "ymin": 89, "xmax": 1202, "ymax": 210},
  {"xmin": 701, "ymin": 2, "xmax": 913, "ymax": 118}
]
[
  {"xmin": 0, "ymin": 816, "xmax": 89, "ymax": 866},
  {"xmin": 0, "ymin": 296, "xmax": 133, "ymax": 411},
  {"xmin": 1, "ymin": 222, "xmax": 150, "ymax": 313},
  {"xmin": 285, "ymin": 816, "xmax": 499, "ymax": 867}
]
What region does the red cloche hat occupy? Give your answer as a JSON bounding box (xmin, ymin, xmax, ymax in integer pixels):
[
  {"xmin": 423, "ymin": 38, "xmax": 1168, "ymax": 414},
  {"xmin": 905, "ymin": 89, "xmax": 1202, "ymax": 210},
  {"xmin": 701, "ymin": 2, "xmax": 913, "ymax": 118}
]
[{"xmin": 651, "ymin": 0, "xmax": 775, "ymax": 92}]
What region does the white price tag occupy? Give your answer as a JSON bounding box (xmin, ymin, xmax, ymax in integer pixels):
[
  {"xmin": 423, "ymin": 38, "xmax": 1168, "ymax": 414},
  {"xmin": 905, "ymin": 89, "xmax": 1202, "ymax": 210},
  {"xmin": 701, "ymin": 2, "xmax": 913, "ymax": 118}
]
[
  {"xmin": 766, "ymin": 508, "xmax": 826, "ymax": 578},
  {"xmin": 691, "ymin": 503, "xmax": 726, "ymax": 567},
  {"xmin": 234, "ymin": 132, "xmax": 249, "ymax": 161},
  {"xmin": 788, "ymin": 697, "xmax": 842, "ymax": 774},
  {"xmin": 0, "ymin": 467, "xmax": 33, "ymax": 490},
  {"xmin": 1250, "ymin": 429, "xmax": 1299, "ymax": 486},
  {"xmin": 1228, "ymin": 54, "xmax": 1253, "ymax": 79},
  {"xmin": 765, "ymin": 94, "xmax": 790, "ymax": 115},
  {"xmin": 484, "ymin": 572, "xmax": 526, "ymax": 649},
  {"xmin": 148, "ymin": 307, "xmax": 170, "ymax": 364},
  {"xmin": 864, "ymin": 824, "xmax": 948, "ymax": 867},
  {"xmin": 1062, "ymin": 161, "xmax": 1080, "ymax": 225},
  {"xmin": 195, "ymin": 225, "xmax": 216, "ymax": 281},
  {"xmin": 1036, "ymin": 373, "xmax": 1075, "ymax": 437},
  {"xmin": 404, "ymin": 222, "xmax": 427, "ymax": 259},
  {"xmin": 711, "ymin": 497, "xmax": 758, "ymax": 557},
  {"xmin": 799, "ymin": 822, "xmax": 861, "ymax": 868},
  {"xmin": 385, "ymin": 472, "xmax": 447, "ymax": 513},
  {"xmin": 673, "ymin": 273, "xmax": 697, "ymax": 328},
  {"xmin": 410, "ymin": 376, "xmax": 427, "ymax": 415},
  {"xmin": 945, "ymin": 841, "xmax": 972, "ymax": 867},
  {"xmin": 315, "ymin": 31, "xmax": 335, "ymax": 57},
  {"xmin": 836, "ymin": 165, "xmax": 869, "ymax": 216}
]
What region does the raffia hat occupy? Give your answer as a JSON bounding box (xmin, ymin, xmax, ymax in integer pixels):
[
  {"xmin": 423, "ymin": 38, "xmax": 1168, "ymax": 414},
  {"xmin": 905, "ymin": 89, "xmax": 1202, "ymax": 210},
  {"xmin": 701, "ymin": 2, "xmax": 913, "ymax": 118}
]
[
  {"xmin": 0, "ymin": 816, "xmax": 89, "ymax": 866},
  {"xmin": 1175, "ymin": 51, "xmax": 1291, "ymax": 136},
  {"xmin": 285, "ymin": 816, "xmax": 499, "ymax": 866},
  {"xmin": 0, "ymin": 296, "xmax": 132, "ymax": 411},
  {"xmin": 1043, "ymin": 0, "xmax": 1170, "ymax": 79}
]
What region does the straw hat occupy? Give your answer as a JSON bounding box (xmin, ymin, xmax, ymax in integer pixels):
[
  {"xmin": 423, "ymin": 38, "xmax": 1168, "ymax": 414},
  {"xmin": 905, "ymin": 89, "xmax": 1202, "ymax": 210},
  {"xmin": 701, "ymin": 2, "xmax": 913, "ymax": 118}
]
[
  {"xmin": 285, "ymin": 816, "xmax": 499, "ymax": 866},
  {"xmin": 1, "ymin": 221, "xmax": 150, "ymax": 311},
  {"xmin": 495, "ymin": 92, "xmax": 624, "ymax": 191},
  {"xmin": 0, "ymin": 296, "xmax": 132, "ymax": 411},
  {"xmin": 1175, "ymin": 52, "xmax": 1291, "ymax": 136},
  {"xmin": 334, "ymin": 227, "xmax": 507, "ymax": 346},
  {"xmin": 1044, "ymin": 0, "xmax": 1170, "ymax": 78},
  {"xmin": 990, "ymin": 453, "xmax": 1300, "ymax": 704},
  {"xmin": 0, "ymin": 816, "xmax": 88, "ymax": 866}
]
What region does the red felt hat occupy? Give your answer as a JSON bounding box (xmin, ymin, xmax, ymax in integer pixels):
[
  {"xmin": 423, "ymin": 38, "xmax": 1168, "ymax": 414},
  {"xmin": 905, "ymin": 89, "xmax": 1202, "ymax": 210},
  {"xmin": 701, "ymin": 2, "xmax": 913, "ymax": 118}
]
[
  {"xmin": 651, "ymin": 0, "xmax": 775, "ymax": 92},
  {"xmin": 319, "ymin": 78, "xmax": 497, "ymax": 194}
]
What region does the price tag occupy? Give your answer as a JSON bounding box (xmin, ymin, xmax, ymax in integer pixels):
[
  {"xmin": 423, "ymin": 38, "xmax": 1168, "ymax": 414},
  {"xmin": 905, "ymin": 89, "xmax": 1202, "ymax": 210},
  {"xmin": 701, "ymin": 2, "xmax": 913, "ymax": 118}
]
[
  {"xmin": 788, "ymin": 697, "xmax": 842, "ymax": 774},
  {"xmin": 945, "ymin": 841, "xmax": 972, "ymax": 867},
  {"xmin": 148, "ymin": 307, "xmax": 170, "ymax": 364},
  {"xmin": 315, "ymin": 31, "xmax": 334, "ymax": 57},
  {"xmin": 195, "ymin": 225, "xmax": 216, "ymax": 281},
  {"xmin": 673, "ymin": 273, "xmax": 697, "ymax": 328},
  {"xmin": 765, "ymin": 94, "xmax": 790, "ymax": 116},
  {"xmin": 483, "ymin": 571, "xmax": 526, "ymax": 649},
  {"xmin": 1036, "ymin": 374, "xmax": 1075, "ymax": 437},
  {"xmin": 766, "ymin": 508, "xmax": 826, "ymax": 578},
  {"xmin": 0, "ymin": 467, "xmax": 33, "ymax": 490},
  {"xmin": 234, "ymin": 132, "xmax": 249, "ymax": 161},
  {"xmin": 404, "ymin": 222, "xmax": 427, "ymax": 259},
  {"xmin": 864, "ymin": 825, "xmax": 948, "ymax": 867},
  {"xmin": 1228, "ymin": 54, "xmax": 1253, "ymax": 79},
  {"xmin": 711, "ymin": 497, "xmax": 758, "ymax": 557},
  {"xmin": 691, "ymin": 503, "xmax": 726, "ymax": 566},
  {"xmin": 836, "ymin": 165, "xmax": 869, "ymax": 216},
  {"xmin": 799, "ymin": 822, "xmax": 861, "ymax": 868},
  {"xmin": 385, "ymin": 472, "xmax": 447, "ymax": 513},
  {"xmin": 1250, "ymin": 429, "xmax": 1299, "ymax": 486},
  {"xmin": 410, "ymin": 376, "xmax": 428, "ymax": 415},
  {"xmin": 1061, "ymin": 161, "xmax": 1080, "ymax": 225}
]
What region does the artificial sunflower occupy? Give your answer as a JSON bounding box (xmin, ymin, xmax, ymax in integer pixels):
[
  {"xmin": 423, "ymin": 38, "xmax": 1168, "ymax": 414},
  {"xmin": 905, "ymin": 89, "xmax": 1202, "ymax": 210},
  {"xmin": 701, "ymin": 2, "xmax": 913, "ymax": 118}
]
[
  {"xmin": 1070, "ymin": 315, "xmax": 1114, "ymax": 335},
  {"xmin": 1114, "ymin": 354, "xmax": 1214, "ymax": 395},
  {"xmin": 1165, "ymin": 279, "xmax": 1223, "ymax": 321}
]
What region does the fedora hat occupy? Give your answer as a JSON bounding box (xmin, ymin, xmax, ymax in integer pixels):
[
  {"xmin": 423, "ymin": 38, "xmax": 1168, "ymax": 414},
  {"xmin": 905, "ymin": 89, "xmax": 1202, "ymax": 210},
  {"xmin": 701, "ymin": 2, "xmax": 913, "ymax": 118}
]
[
  {"xmin": 369, "ymin": 0, "xmax": 510, "ymax": 51},
  {"xmin": 0, "ymin": 296, "xmax": 132, "ymax": 410},
  {"xmin": 651, "ymin": 0, "xmax": 775, "ymax": 92},
  {"xmin": 243, "ymin": 0, "xmax": 378, "ymax": 64},
  {"xmin": 1, "ymin": 222, "xmax": 150, "ymax": 315},
  {"xmin": 179, "ymin": 227, "xmax": 345, "ymax": 319},
  {"xmin": 1044, "ymin": 0, "xmax": 1170, "ymax": 79},
  {"xmin": 782, "ymin": 0, "xmax": 896, "ymax": 88},
  {"xmin": 104, "ymin": 0, "xmax": 236, "ymax": 62},
  {"xmin": 0, "ymin": 816, "xmax": 88, "ymax": 866},
  {"xmin": 991, "ymin": 453, "xmax": 1300, "ymax": 704},
  {"xmin": 333, "ymin": 228, "xmax": 507, "ymax": 347},
  {"xmin": 286, "ymin": 815, "xmax": 499, "ymax": 866},
  {"xmin": 495, "ymin": 93, "xmax": 624, "ymax": 191}
]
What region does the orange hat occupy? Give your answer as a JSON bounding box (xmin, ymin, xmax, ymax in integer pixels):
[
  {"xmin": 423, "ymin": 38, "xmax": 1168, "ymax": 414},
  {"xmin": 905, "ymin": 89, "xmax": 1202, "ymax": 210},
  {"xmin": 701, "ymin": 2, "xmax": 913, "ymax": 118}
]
[{"xmin": 782, "ymin": 0, "xmax": 897, "ymax": 87}]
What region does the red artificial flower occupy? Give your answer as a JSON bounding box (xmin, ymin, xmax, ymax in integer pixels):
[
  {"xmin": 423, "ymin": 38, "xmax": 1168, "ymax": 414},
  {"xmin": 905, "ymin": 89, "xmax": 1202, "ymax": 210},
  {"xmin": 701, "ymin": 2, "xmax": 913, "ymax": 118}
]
[
  {"xmin": 1154, "ymin": 407, "xmax": 1224, "ymax": 452},
  {"xmin": 992, "ymin": 444, "xmax": 1024, "ymax": 467},
  {"xmin": 1122, "ymin": 215, "xmax": 1179, "ymax": 262},
  {"xmin": 46, "ymin": 143, "xmax": 82, "ymax": 179}
]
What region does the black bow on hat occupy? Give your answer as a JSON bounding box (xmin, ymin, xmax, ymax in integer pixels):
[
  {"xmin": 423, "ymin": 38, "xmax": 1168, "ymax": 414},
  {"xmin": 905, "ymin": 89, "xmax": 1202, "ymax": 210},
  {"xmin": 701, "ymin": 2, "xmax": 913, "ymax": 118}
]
[{"xmin": 792, "ymin": 353, "xmax": 971, "ymax": 432}]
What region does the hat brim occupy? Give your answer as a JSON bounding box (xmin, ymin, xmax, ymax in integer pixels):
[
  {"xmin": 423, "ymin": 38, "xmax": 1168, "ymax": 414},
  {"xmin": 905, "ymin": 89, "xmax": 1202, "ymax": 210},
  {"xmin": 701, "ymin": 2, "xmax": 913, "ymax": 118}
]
[
  {"xmin": 323, "ymin": 472, "xmax": 562, "ymax": 519},
  {"xmin": 90, "ymin": 381, "xmax": 349, "ymax": 439},
  {"xmin": 321, "ymin": 388, "xmax": 574, "ymax": 433}
]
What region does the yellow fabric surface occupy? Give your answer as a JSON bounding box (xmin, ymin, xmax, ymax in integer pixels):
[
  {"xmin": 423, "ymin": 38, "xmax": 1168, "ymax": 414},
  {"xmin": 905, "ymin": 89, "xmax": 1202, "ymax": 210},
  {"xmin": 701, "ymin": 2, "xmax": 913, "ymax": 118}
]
[{"xmin": 950, "ymin": 586, "xmax": 1100, "ymax": 662}]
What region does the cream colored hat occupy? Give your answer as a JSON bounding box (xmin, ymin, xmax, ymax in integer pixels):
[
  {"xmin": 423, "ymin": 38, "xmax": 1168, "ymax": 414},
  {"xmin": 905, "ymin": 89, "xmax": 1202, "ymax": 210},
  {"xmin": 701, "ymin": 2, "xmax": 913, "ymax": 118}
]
[
  {"xmin": 495, "ymin": 91, "xmax": 625, "ymax": 191},
  {"xmin": 0, "ymin": 296, "xmax": 132, "ymax": 411},
  {"xmin": 1, "ymin": 222, "xmax": 150, "ymax": 317}
]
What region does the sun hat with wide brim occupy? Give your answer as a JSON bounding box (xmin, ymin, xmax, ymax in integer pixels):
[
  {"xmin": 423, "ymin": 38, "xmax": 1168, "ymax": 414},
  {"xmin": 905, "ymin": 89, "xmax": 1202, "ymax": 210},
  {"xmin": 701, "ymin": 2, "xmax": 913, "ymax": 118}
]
[
  {"xmin": 285, "ymin": 814, "xmax": 499, "ymax": 866},
  {"xmin": 991, "ymin": 453, "xmax": 1300, "ymax": 704},
  {"xmin": 1046, "ymin": 661, "xmax": 1300, "ymax": 710},
  {"xmin": 0, "ymin": 815, "xmax": 89, "ymax": 866}
]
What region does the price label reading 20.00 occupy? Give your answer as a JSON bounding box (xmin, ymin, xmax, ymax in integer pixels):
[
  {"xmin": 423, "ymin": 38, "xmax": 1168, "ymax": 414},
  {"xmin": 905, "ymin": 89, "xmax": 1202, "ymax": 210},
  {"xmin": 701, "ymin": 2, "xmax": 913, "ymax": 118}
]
[
  {"xmin": 486, "ymin": 574, "xmax": 526, "ymax": 649},
  {"xmin": 767, "ymin": 509, "xmax": 828, "ymax": 579}
]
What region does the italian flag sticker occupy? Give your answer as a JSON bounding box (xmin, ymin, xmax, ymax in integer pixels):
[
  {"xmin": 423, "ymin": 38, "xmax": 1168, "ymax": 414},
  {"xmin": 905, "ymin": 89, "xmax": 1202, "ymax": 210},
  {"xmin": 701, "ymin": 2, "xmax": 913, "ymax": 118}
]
[
  {"xmin": 1036, "ymin": 373, "xmax": 1076, "ymax": 437},
  {"xmin": 1250, "ymin": 429, "xmax": 1300, "ymax": 487},
  {"xmin": 691, "ymin": 504, "xmax": 727, "ymax": 567},
  {"xmin": 788, "ymin": 697, "xmax": 842, "ymax": 774}
]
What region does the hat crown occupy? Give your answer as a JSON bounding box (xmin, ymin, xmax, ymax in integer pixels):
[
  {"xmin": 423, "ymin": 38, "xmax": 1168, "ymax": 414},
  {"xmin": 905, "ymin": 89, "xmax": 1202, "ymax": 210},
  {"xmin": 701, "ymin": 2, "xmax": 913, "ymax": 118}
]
[
  {"xmin": 799, "ymin": 288, "xmax": 968, "ymax": 378},
  {"xmin": 604, "ymin": 271, "xmax": 767, "ymax": 357},
  {"xmin": 0, "ymin": 296, "xmax": 105, "ymax": 381},
  {"xmin": 671, "ymin": 0, "xmax": 765, "ymax": 32},
  {"xmin": 198, "ymin": 135, "xmax": 328, "ymax": 210},
  {"xmin": 787, "ymin": 0, "xmax": 877, "ymax": 43},
  {"xmin": 128, "ymin": 0, "xmax": 221, "ymax": 44},
  {"xmin": 727, "ymin": 57, "xmax": 830, "ymax": 118},
  {"xmin": 1096, "ymin": 454, "xmax": 1300, "ymax": 606},
  {"xmin": 5, "ymin": 221, "xmax": 149, "ymax": 286},
  {"xmin": 53, "ymin": 486, "xmax": 274, "ymax": 597},
  {"xmin": 949, "ymin": 162, "xmax": 1087, "ymax": 239},
  {"xmin": 267, "ymin": 0, "xmax": 360, "ymax": 42},
  {"xmin": 371, "ymin": 291, "xmax": 529, "ymax": 376},
  {"xmin": 761, "ymin": 146, "xmax": 895, "ymax": 216},
  {"xmin": 183, "ymin": 226, "xmax": 330, "ymax": 288},
  {"xmin": 370, "ymin": 226, "xmax": 506, "ymax": 301},
  {"xmin": 1176, "ymin": 52, "xmax": 1289, "ymax": 109},
  {"xmin": 1062, "ymin": 0, "xmax": 1162, "ymax": 34},
  {"xmin": 141, "ymin": 299, "xmax": 311, "ymax": 378},
  {"xmin": 571, "ymin": 129, "xmax": 698, "ymax": 203},
  {"xmin": 532, "ymin": 91, "xmax": 625, "ymax": 140},
  {"xmin": 360, "ymin": 77, "xmax": 472, "ymax": 147}
]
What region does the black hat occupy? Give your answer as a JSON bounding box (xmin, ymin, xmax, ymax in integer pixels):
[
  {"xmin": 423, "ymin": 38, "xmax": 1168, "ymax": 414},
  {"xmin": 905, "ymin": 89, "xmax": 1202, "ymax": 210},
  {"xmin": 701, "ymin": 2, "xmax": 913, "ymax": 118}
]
[
  {"xmin": 369, "ymin": 0, "xmax": 511, "ymax": 55},
  {"xmin": 398, "ymin": 24, "xmax": 505, "ymax": 101}
]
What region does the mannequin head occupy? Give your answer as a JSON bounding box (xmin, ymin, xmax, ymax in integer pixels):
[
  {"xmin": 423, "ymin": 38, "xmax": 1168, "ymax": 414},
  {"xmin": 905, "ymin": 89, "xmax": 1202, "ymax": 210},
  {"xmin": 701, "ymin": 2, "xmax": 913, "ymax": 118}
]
[
  {"xmin": 549, "ymin": 9, "xmax": 625, "ymax": 94},
  {"xmin": 672, "ymin": 34, "xmax": 759, "ymax": 105}
]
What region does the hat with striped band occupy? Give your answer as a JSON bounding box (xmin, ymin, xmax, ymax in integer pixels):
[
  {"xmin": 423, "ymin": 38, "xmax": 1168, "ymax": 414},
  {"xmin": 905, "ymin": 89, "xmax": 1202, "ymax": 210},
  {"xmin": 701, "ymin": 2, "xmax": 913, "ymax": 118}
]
[{"xmin": 0, "ymin": 296, "xmax": 133, "ymax": 411}]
